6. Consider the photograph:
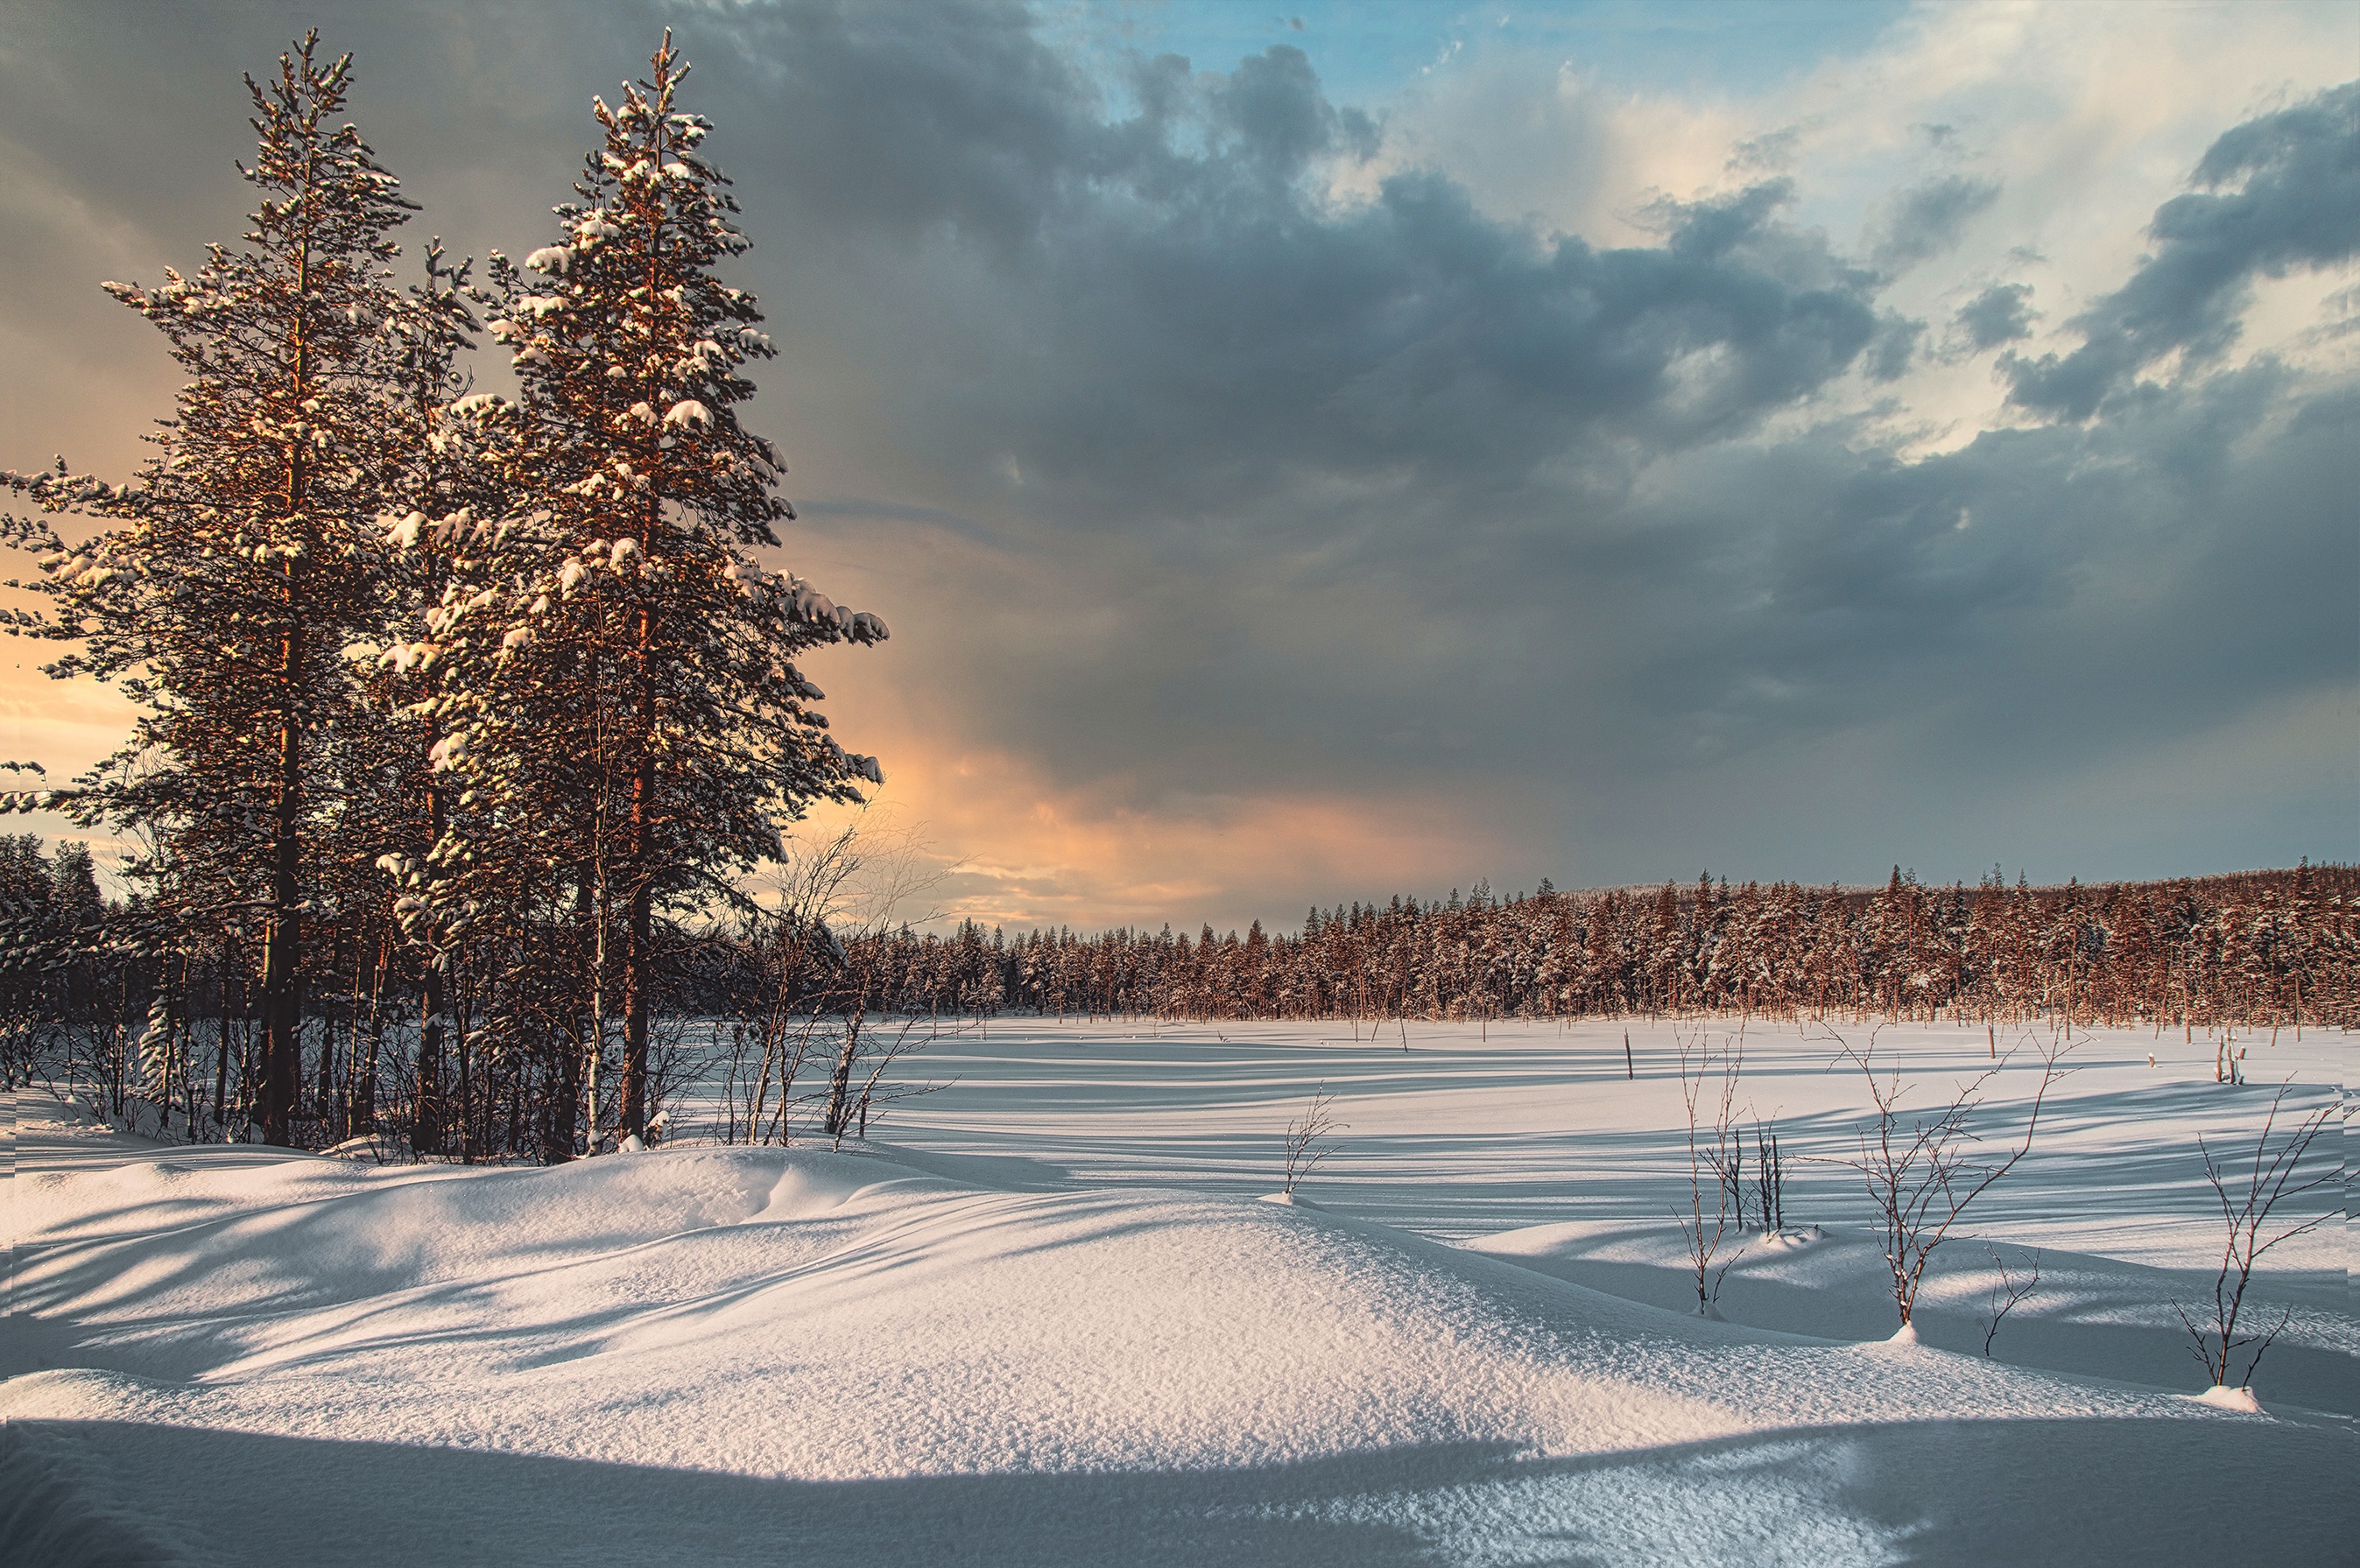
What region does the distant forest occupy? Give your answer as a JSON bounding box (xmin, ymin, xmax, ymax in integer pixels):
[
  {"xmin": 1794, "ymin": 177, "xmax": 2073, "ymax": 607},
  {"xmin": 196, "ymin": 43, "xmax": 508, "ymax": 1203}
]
[
  {"xmin": 772, "ymin": 863, "xmax": 2357, "ymax": 1032},
  {"xmin": 3, "ymin": 832, "xmax": 2347, "ymax": 1159}
]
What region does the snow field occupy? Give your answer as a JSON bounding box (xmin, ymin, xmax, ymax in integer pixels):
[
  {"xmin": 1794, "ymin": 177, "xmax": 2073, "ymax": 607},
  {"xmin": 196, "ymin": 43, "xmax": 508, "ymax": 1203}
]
[
  {"xmin": 4, "ymin": 1017, "xmax": 2351, "ymax": 1565},
  {"xmin": 727, "ymin": 1016, "xmax": 2344, "ymax": 1275}
]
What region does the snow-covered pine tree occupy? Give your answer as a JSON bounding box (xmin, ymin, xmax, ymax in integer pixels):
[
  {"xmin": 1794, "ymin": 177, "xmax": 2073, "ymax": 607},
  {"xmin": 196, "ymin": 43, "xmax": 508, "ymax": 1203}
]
[
  {"xmin": 411, "ymin": 33, "xmax": 886, "ymax": 1149},
  {"xmin": 365, "ymin": 238, "xmax": 494, "ymax": 1154},
  {"xmin": 0, "ymin": 35, "xmax": 418, "ymax": 1145}
]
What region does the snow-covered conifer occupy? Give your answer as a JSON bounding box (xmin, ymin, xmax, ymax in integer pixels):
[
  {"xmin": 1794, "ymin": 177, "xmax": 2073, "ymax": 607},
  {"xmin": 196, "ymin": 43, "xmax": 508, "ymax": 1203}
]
[
  {"xmin": 413, "ymin": 34, "xmax": 886, "ymax": 1146},
  {"xmin": 2, "ymin": 34, "xmax": 419, "ymax": 1144}
]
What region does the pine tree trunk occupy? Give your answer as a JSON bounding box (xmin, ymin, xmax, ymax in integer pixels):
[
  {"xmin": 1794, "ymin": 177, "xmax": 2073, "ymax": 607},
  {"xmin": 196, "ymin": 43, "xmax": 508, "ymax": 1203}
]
[
  {"xmin": 454, "ymin": 958, "xmax": 473, "ymax": 1163},
  {"xmin": 617, "ymin": 601, "xmax": 657, "ymax": 1143},
  {"xmin": 547, "ymin": 1014, "xmax": 581, "ymax": 1164},
  {"xmin": 318, "ymin": 1009, "xmax": 336, "ymax": 1136},
  {"xmin": 416, "ymin": 967, "xmax": 447, "ymax": 1154},
  {"xmin": 257, "ymin": 186, "xmax": 319, "ymax": 1150},
  {"xmin": 412, "ymin": 770, "xmax": 451, "ymax": 1156},
  {"xmin": 352, "ymin": 932, "xmax": 385, "ymax": 1133},
  {"xmin": 258, "ymin": 601, "xmax": 306, "ymax": 1146},
  {"xmin": 620, "ymin": 861, "xmax": 653, "ymax": 1142},
  {"xmin": 213, "ymin": 963, "xmax": 233, "ymax": 1140}
]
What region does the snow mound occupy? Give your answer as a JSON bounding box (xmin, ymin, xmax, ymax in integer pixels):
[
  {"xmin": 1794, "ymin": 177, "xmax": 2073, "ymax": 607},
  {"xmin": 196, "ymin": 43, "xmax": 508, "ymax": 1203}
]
[
  {"xmin": 2191, "ymin": 1384, "xmax": 2265, "ymax": 1415},
  {"xmin": 7, "ymin": 1094, "xmax": 2354, "ymax": 1565},
  {"xmin": 10, "ymin": 1137, "xmax": 2222, "ymax": 1476},
  {"xmin": 1471, "ymin": 1219, "xmax": 2356, "ymax": 1414},
  {"xmin": 13, "ymin": 1142, "xmax": 1779, "ymax": 1475}
]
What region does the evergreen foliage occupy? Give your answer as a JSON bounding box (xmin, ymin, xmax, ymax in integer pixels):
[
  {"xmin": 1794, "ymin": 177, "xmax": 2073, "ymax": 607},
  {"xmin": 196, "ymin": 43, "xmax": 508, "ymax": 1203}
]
[
  {"xmin": 759, "ymin": 866, "xmax": 2360, "ymax": 1031},
  {"xmin": 3, "ymin": 33, "xmax": 418, "ymax": 1142},
  {"xmin": 412, "ymin": 32, "xmax": 884, "ymax": 1143}
]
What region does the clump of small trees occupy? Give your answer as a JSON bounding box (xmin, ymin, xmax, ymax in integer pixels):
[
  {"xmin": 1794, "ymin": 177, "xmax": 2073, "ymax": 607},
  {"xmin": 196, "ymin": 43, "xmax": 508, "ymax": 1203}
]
[
  {"xmin": 1669, "ymin": 1025, "xmax": 1801, "ymax": 1319},
  {"xmin": 2, "ymin": 32, "xmax": 886, "ymax": 1159},
  {"xmin": 708, "ymin": 810, "xmax": 954, "ymax": 1150}
]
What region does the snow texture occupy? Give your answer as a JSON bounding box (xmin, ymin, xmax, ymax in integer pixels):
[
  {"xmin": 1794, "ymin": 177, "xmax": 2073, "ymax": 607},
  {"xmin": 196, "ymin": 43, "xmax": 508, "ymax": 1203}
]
[{"xmin": 4, "ymin": 1018, "xmax": 2350, "ymax": 1565}]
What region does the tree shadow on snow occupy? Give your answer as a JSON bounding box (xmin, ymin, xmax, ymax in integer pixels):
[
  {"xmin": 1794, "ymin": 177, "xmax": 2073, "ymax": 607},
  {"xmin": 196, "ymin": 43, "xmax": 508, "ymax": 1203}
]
[
  {"xmin": 4, "ymin": 1423, "xmax": 1497, "ymax": 1568},
  {"xmin": 4, "ymin": 1413, "xmax": 2352, "ymax": 1568}
]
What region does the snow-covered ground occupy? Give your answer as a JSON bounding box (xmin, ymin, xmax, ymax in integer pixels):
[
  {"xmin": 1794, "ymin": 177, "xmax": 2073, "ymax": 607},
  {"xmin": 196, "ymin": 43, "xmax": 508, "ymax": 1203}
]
[{"xmin": 5, "ymin": 1019, "xmax": 2350, "ymax": 1565}]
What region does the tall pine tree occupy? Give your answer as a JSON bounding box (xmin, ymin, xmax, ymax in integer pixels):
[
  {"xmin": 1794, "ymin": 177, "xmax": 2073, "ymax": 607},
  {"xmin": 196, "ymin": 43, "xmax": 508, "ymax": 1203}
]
[
  {"xmin": 409, "ymin": 34, "xmax": 886, "ymax": 1148},
  {"xmin": 4, "ymin": 34, "xmax": 418, "ymax": 1143}
]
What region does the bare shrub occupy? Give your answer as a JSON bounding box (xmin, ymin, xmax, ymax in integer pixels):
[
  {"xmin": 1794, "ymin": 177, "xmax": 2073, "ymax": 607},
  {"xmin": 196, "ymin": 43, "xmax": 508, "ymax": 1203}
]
[
  {"xmin": 1821, "ymin": 1025, "xmax": 2070, "ymax": 1337},
  {"xmin": 2172, "ymin": 1084, "xmax": 2336, "ymax": 1396},
  {"xmin": 1281, "ymin": 1084, "xmax": 1342, "ymax": 1195},
  {"xmin": 724, "ymin": 805, "xmax": 953, "ymax": 1150},
  {"xmin": 1673, "ymin": 1027, "xmax": 1744, "ymax": 1316}
]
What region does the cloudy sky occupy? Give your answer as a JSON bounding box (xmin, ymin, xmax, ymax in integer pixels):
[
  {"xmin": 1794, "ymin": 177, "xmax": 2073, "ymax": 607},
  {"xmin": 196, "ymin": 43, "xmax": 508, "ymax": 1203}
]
[{"xmin": 3, "ymin": 0, "xmax": 2353, "ymax": 933}]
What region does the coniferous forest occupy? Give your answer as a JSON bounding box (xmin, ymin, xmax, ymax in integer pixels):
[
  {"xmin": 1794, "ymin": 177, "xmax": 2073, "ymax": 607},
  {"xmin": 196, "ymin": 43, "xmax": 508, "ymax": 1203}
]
[
  {"xmin": 1, "ymin": 36, "xmax": 2349, "ymax": 1162},
  {"xmin": 785, "ymin": 864, "xmax": 2360, "ymax": 1033}
]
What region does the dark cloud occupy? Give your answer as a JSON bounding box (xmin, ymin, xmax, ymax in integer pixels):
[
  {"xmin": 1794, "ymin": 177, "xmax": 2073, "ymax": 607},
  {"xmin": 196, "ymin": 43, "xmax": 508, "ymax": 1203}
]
[
  {"xmin": 1951, "ymin": 281, "xmax": 2037, "ymax": 351},
  {"xmin": 1650, "ymin": 358, "xmax": 2353, "ymax": 764},
  {"xmin": 2004, "ymin": 80, "xmax": 2360, "ymax": 420},
  {"xmin": 3, "ymin": 0, "xmax": 2349, "ymax": 903},
  {"xmin": 1863, "ymin": 313, "xmax": 1925, "ymax": 380},
  {"xmin": 998, "ymin": 164, "xmax": 1882, "ymax": 508},
  {"xmin": 701, "ymin": 11, "xmax": 1885, "ymax": 525},
  {"xmin": 708, "ymin": 1, "xmax": 1089, "ymax": 250},
  {"xmin": 1869, "ymin": 173, "xmax": 2000, "ymax": 272}
]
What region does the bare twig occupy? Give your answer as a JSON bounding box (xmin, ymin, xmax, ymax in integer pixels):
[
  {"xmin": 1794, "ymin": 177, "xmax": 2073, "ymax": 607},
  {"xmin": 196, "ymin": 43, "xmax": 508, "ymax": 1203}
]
[
  {"xmin": 1980, "ymin": 1244, "xmax": 2040, "ymax": 1356},
  {"xmin": 1281, "ymin": 1084, "xmax": 1342, "ymax": 1195},
  {"xmin": 1819, "ymin": 1025, "xmax": 2072, "ymax": 1333},
  {"xmin": 2172, "ymin": 1083, "xmax": 2336, "ymax": 1391}
]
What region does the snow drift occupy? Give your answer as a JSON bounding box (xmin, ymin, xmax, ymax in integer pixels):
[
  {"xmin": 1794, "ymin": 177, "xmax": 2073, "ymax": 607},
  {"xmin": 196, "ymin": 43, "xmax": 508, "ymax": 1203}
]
[{"xmin": 5, "ymin": 1088, "xmax": 2350, "ymax": 1566}]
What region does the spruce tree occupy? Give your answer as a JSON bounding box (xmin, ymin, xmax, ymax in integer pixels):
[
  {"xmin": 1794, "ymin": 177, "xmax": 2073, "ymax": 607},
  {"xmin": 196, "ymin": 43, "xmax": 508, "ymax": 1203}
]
[
  {"xmin": 3, "ymin": 34, "xmax": 418, "ymax": 1144},
  {"xmin": 412, "ymin": 34, "xmax": 886, "ymax": 1147}
]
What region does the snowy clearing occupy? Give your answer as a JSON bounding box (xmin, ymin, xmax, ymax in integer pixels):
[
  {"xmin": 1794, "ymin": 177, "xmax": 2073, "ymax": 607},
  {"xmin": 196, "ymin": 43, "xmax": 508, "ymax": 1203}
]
[{"xmin": 4, "ymin": 1019, "xmax": 2351, "ymax": 1565}]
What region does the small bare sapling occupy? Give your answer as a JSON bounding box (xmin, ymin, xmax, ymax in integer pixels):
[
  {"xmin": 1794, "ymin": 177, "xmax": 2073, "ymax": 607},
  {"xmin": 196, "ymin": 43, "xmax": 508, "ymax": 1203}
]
[
  {"xmin": 1710, "ymin": 1122, "xmax": 1750, "ymax": 1232},
  {"xmin": 1674, "ymin": 1028, "xmax": 1744, "ymax": 1317},
  {"xmin": 1822, "ymin": 1026, "xmax": 2070, "ymax": 1339},
  {"xmin": 1281, "ymin": 1084, "xmax": 1342, "ymax": 1195},
  {"xmin": 2171, "ymin": 1084, "xmax": 2336, "ymax": 1404},
  {"xmin": 1753, "ymin": 1122, "xmax": 1787, "ymax": 1234},
  {"xmin": 1979, "ymin": 1245, "xmax": 2040, "ymax": 1356}
]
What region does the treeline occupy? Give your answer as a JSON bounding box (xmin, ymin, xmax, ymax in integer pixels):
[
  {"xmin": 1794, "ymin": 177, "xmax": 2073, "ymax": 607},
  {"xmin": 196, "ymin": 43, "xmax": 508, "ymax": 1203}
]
[
  {"xmin": 778, "ymin": 865, "xmax": 2358, "ymax": 1031},
  {"xmin": 8, "ymin": 830, "xmax": 2348, "ymax": 1159}
]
